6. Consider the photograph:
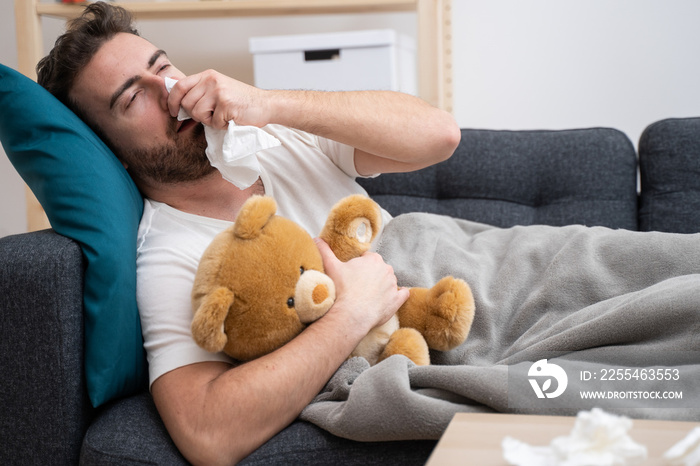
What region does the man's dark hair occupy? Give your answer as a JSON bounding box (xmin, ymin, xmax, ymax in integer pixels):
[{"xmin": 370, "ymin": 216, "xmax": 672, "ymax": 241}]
[{"xmin": 37, "ymin": 2, "xmax": 139, "ymax": 117}]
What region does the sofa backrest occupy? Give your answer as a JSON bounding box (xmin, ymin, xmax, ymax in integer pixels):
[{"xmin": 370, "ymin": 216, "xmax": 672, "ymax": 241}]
[
  {"xmin": 638, "ymin": 117, "xmax": 700, "ymax": 233},
  {"xmin": 360, "ymin": 127, "xmax": 639, "ymax": 230}
]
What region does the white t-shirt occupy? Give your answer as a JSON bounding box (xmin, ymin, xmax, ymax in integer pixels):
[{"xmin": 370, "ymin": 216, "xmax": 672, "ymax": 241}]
[{"xmin": 137, "ymin": 124, "xmax": 392, "ymax": 387}]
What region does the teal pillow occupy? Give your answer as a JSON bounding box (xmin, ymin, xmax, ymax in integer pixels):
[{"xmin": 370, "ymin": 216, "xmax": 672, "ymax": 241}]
[{"xmin": 0, "ymin": 63, "xmax": 147, "ymax": 407}]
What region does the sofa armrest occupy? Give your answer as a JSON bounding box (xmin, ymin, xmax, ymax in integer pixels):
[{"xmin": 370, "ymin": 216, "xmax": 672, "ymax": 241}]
[
  {"xmin": 0, "ymin": 230, "xmax": 93, "ymax": 464},
  {"xmin": 360, "ymin": 127, "xmax": 638, "ymax": 230}
]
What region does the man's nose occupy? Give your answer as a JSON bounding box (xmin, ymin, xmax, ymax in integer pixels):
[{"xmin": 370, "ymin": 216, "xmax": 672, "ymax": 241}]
[
  {"xmin": 158, "ymin": 77, "xmax": 170, "ymax": 112},
  {"xmin": 144, "ymin": 74, "xmax": 170, "ymax": 111}
]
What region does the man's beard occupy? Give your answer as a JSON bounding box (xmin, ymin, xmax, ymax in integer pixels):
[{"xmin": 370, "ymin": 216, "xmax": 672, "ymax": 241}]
[{"xmin": 123, "ymin": 122, "xmax": 214, "ymax": 185}]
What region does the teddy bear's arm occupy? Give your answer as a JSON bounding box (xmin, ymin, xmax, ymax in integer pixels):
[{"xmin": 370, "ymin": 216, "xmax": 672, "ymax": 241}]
[
  {"xmin": 191, "ymin": 287, "xmax": 235, "ymax": 353},
  {"xmin": 319, "ymin": 195, "xmax": 382, "ymax": 262}
]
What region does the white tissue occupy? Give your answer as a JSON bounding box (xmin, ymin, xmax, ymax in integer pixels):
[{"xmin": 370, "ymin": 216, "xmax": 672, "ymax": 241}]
[
  {"xmin": 164, "ymin": 77, "xmax": 280, "ymax": 189},
  {"xmin": 502, "ymin": 408, "xmax": 648, "ymax": 466},
  {"xmin": 664, "ymin": 427, "xmax": 700, "ymax": 466}
]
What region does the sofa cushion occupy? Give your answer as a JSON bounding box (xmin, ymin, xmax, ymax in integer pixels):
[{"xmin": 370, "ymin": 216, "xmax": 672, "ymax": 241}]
[
  {"xmin": 81, "ymin": 392, "xmax": 436, "ymax": 465},
  {"xmin": 241, "ymin": 422, "xmax": 436, "ymax": 465},
  {"xmin": 360, "ymin": 127, "xmax": 638, "ymax": 230},
  {"xmin": 638, "ymin": 117, "xmax": 700, "ymax": 233},
  {"xmin": 81, "ymin": 392, "xmax": 188, "ymax": 465},
  {"xmin": 0, "ymin": 63, "xmax": 147, "ymax": 406}
]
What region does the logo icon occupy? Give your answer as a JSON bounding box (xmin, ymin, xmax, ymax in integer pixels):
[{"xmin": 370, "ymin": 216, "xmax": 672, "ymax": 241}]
[{"xmin": 528, "ymin": 359, "xmax": 568, "ymax": 399}]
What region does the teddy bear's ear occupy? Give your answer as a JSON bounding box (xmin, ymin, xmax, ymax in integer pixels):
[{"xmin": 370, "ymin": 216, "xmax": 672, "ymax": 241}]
[{"xmin": 233, "ymin": 195, "xmax": 278, "ymax": 240}]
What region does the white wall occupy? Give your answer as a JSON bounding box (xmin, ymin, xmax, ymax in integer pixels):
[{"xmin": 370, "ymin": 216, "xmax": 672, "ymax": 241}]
[
  {"xmin": 2, "ymin": 1, "xmax": 700, "ymax": 236},
  {"xmin": 452, "ymin": 0, "xmax": 700, "ymax": 142}
]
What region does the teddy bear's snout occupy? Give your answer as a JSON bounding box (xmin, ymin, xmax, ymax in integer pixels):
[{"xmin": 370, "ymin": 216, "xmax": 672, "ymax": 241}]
[
  {"xmin": 312, "ymin": 283, "xmax": 330, "ymax": 305},
  {"xmin": 294, "ymin": 270, "xmax": 336, "ymax": 324}
]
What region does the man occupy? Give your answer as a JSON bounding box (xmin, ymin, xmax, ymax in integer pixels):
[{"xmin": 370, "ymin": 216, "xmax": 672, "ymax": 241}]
[{"xmin": 37, "ymin": 3, "xmax": 460, "ymax": 464}]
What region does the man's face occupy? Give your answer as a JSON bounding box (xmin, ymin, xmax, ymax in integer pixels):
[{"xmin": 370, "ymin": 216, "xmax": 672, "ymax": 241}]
[{"xmin": 70, "ymin": 32, "xmax": 212, "ymax": 186}]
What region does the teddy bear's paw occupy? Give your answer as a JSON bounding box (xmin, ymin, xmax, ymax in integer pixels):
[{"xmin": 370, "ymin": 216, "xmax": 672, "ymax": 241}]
[
  {"xmin": 378, "ymin": 328, "xmax": 430, "ymax": 366},
  {"xmin": 425, "ymin": 277, "xmax": 475, "ymax": 351},
  {"xmin": 330, "ymin": 216, "xmax": 375, "ymax": 262},
  {"xmin": 349, "ymin": 217, "xmax": 373, "ymax": 244},
  {"xmin": 320, "ymin": 195, "xmax": 382, "ymax": 262}
]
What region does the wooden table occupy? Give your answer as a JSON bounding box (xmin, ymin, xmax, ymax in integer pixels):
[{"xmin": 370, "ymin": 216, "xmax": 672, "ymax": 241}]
[{"xmin": 426, "ymin": 412, "xmax": 699, "ymax": 465}]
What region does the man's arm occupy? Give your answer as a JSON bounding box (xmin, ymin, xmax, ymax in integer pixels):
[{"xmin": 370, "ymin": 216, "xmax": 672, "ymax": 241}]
[
  {"xmin": 267, "ymin": 89, "xmax": 461, "ymax": 175},
  {"xmin": 167, "ymin": 70, "xmax": 461, "ymax": 176},
  {"xmin": 152, "ymin": 241, "xmax": 409, "ymax": 466}
]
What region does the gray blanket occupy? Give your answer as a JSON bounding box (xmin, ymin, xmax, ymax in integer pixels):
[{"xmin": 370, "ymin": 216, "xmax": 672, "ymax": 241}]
[{"xmin": 300, "ymin": 213, "xmax": 700, "ymax": 441}]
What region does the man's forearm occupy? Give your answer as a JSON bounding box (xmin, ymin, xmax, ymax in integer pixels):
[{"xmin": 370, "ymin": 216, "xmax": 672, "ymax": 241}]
[
  {"xmin": 265, "ymin": 89, "xmax": 461, "ymax": 174},
  {"xmin": 152, "ymin": 300, "xmax": 389, "ymax": 466}
]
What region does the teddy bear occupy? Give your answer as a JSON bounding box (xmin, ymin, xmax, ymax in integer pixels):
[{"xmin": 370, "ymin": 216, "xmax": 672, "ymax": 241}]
[{"xmin": 191, "ymin": 194, "xmax": 475, "ymax": 366}]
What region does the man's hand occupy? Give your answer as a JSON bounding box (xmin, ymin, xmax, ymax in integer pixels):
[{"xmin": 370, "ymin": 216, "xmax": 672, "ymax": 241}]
[
  {"xmin": 314, "ymin": 238, "xmax": 409, "ymax": 333},
  {"xmin": 166, "ymin": 70, "xmax": 271, "ymax": 129}
]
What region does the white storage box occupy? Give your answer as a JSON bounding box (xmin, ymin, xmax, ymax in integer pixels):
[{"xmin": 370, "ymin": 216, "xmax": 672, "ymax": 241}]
[{"xmin": 249, "ymin": 29, "xmax": 416, "ymax": 94}]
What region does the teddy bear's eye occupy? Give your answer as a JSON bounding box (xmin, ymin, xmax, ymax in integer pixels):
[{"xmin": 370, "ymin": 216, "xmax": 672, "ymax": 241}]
[
  {"xmin": 287, "ymin": 297, "xmax": 295, "ymax": 308},
  {"xmin": 300, "ymin": 266, "xmax": 305, "ymax": 275}
]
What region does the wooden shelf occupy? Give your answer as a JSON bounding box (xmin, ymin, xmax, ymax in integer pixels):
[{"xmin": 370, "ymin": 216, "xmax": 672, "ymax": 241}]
[{"xmin": 35, "ymin": 0, "xmax": 417, "ymax": 21}]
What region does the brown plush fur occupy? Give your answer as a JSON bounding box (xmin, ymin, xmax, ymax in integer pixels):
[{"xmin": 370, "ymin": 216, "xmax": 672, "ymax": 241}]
[
  {"xmin": 191, "ymin": 194, "xmax": 475, "ymax": 366},
  {"xmin": 319, "ymin": 194, "xmax": 382, "ymax": 262},
  {"xmin": 379, "ymin": 328, "xmax": 430, "ymax": 366}
]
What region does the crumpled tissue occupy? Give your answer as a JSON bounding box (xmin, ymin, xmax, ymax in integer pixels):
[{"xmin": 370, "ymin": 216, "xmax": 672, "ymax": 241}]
[
  {"xmin": 502, "ymin": 408, "xmax": 648, "ymax": 466},
  {"xmin": 164, "ymin": 77, "xmax": 280, "ymax": 189},
  {"xmin": 664, "ymin": 426, "xmax": 700, "ymax": 466}
]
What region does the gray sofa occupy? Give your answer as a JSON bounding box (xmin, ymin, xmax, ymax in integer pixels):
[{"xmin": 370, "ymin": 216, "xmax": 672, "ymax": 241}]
[{"xmin": 2, "ymin": 118, "xmax": 699, "ymax": 465}]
